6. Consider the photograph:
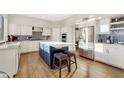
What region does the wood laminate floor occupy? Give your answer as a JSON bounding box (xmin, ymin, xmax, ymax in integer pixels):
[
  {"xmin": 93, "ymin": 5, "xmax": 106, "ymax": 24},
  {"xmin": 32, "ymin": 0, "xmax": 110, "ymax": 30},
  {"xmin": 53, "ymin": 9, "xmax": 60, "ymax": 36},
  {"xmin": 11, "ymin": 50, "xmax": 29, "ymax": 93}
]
[{"xmin": 15, "ymin": 52, "xmax": 124, "ymax": 78}]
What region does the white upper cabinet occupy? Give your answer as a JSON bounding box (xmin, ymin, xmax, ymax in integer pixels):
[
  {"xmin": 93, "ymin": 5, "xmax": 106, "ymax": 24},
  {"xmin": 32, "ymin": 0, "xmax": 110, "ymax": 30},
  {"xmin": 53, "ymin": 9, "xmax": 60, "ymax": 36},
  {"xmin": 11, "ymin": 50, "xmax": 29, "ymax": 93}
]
[
  {"xmin": 42, "ymin": 27, "xmax": 51, "ymax": 35},
  {"xmin": 9, "ymin": 24, "xmax": 32, "ymax": 35},
  {"xmin": 99, "ymin": 18, "xmax": 110, "ymax": 34},
  {"xmin": 108, "ymin": 45, "xmax": 124, "ymax": 69},
  {"xmin": 9, "ymin": 24, "xmax": 21, "ymax": 35},
  {"xmin": 21, "ymin": 25, "xmax": 32, "ymax": 35}
]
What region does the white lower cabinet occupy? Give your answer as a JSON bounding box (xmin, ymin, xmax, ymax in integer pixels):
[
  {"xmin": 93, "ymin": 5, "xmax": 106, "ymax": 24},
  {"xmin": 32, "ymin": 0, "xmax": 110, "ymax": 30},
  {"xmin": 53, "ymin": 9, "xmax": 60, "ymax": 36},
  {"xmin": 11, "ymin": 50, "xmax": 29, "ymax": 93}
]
[
  {"xmin": 21, "ymin": 41, "xmax": 31, "ymax": 53},
  {"xmin": 95, "ymin": 43, "xmax": 124, "ymax": 69},
  {"xmin": 0, "ymin": 48, "xmax": 19, "ymax": 77},
  {"xmin": 95, "ymin": 43, "xmax": 109, "ymax": 63},
  {"xmin": 108, "ymin": 45, "xmax": 124, "ymax": 69},
  {"xmin": 21, "ymin": 41, "xmax": 40, "ymax": 53}
]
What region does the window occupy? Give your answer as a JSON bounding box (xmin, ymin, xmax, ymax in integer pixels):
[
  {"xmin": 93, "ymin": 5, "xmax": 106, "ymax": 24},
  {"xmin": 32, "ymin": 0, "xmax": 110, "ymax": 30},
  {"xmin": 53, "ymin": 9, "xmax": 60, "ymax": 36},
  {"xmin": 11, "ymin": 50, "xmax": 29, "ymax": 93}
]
[{"xmin": 0, "ymin": 16, "xmax": 4, "ymax": 42}]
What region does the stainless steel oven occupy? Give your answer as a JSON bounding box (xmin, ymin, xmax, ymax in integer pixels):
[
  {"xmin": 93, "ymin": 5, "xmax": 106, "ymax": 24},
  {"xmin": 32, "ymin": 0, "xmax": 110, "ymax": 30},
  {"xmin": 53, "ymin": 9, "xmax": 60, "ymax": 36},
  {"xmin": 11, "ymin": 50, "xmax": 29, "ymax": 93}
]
[{"xmin": 61, "ymin": 33, "xmax": 67, "ymax": 42}]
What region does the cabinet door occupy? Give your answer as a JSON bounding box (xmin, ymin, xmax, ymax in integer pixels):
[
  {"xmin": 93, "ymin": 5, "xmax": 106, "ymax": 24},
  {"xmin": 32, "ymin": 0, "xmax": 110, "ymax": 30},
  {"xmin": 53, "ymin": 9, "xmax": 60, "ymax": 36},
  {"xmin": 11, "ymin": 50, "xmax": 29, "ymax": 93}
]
[
  {"xmin": 31, "ymin": 41, "xmax": 39, "ymax": 51},
  {"xmin": 42, "ymin": 28, "xmax": 51, "ymax": 35},
  {"xmin": 20, "ymin": 41, "xmax": 27, "ymax": 53},
  {"xmin": 21, "ymin": 41, "xmax": 39, "ymax": 53},
  {"xmin": 52, "ymin": 28, "xmax": 61, "ymax": 41},
  {"xmin": 21, "ymin": 41, "xmax": 31, "ymax": 53},
  {"xmin": 15, "ymin": 48, "xmax": 19, "ymax": 74},
  {"xmin": 21, "ymin": 25, "xmax": 32, "ymax": 35},
  {"xmin": 0, "ymin": 49, "xmax": 16, "ymax": 77},
  {"xmin": 109, "ymin": 45, "xmax": 124, "ymax": 69},
  {"xmin": 95, "ymin": 43, "xmax": 108, "ymax": 62},
  {"xmin": 99, "ymin": 18, "xmax": 110, "ymax": 34},
  {"xmin": 9, "ymin": 24, "xmax": 21, "ymax": 35}
]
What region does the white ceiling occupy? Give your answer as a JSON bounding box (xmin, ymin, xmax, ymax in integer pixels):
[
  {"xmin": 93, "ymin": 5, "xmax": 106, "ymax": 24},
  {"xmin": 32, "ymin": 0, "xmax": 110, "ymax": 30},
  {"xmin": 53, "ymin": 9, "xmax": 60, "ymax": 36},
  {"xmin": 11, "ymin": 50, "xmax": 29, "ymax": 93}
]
[
  {"xmin": 22, "ymin": 14, "xmax": 73, "ymax": 21},
  {"xmin": 22, "ymin": 14, "xmax": 124, "ymax": 22}
]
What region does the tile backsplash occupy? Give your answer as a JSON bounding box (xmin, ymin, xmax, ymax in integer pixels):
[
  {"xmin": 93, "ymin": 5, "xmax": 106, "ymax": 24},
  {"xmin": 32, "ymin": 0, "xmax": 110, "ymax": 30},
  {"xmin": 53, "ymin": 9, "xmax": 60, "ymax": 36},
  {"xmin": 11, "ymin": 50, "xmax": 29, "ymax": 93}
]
[
  {"xmin": 98, "ymin": 31, "xmax": 124, "ymax": 43},
  {"xmin": 17, "ymin": 35, "xmax": 31, "ymax": 41},
  {"xmin": 112, "ymin": 30, "xmax": 124, "ymax": 43},
  {"xmin": 98, "ymin": 34, "xmax": 110, "ymax": 43},
  {"xmin": 16, "ymin": 35, "xmax": 49, "ymax": 41},
  {"xmin": 10, "ymin": 31, "xmax": 51, "ymax": 41}
]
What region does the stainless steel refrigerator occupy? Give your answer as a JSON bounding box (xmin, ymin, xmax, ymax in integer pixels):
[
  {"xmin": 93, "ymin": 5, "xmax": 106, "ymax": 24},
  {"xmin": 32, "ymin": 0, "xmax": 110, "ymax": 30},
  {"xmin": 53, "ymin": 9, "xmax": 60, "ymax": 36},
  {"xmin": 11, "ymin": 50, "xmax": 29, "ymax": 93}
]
[{"xmin": 79, "ymin": 26, "xmax": 94, "ymax": 60}]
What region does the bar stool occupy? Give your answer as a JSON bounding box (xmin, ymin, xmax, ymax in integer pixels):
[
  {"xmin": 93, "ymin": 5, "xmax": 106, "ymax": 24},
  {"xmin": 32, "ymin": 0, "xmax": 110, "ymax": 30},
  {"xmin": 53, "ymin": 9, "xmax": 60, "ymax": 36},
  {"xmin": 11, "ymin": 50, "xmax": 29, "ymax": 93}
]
[
  {"xmin": 64, "ymin": 51, "xmax": 77, "ymax": 70},
  {"xmin": 53, "ymin": 52, "xmax": 70, "ymax": 78}
]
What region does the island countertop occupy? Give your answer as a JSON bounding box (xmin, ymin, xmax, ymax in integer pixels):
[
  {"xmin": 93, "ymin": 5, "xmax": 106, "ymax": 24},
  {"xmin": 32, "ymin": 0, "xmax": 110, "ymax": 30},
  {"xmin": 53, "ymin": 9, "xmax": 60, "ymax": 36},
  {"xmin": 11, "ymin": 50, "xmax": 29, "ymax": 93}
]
[
  {"xmin": 39, "ymin": 41, "xmax": 76, "ymax": 51},
  {"xmin": 39, "ymin": 41, "xmax": 75, "ymax": 45},
  {"xmin": 39, "ymin": 41, "xmax": 76, "ymax": 48}
]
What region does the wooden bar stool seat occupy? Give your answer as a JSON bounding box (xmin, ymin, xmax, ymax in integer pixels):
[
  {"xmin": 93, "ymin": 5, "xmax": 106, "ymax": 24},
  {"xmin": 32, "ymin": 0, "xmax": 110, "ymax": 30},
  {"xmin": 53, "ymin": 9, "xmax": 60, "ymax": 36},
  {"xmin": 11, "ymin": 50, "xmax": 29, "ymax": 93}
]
[
  {"xmin": 53, "ymin": 52, "xmax": 70, "ymax": 78},
  {"xmin": 64, "ymin": 51, "xmax": 78, "ymax": 70}
]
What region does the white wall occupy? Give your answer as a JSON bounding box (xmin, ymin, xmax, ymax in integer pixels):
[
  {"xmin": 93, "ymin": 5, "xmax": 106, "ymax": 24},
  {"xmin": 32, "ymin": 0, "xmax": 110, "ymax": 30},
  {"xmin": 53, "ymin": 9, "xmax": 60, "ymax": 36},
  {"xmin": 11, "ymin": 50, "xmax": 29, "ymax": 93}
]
[
  {"xmin": 51, "ymin": 21, "xmax": 62, "ymax": 28},
  {"xmin": 8, "ymin": 14, "xmax": 52, "ymax": 27}
]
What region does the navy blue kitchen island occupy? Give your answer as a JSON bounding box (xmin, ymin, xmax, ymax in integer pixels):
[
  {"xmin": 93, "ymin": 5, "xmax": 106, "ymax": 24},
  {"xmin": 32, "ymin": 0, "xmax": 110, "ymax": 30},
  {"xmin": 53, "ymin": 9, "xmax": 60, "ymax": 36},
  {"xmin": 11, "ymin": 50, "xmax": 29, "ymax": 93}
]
[{"xmin": 39, "ymin": 42, "xmax": 69, "ymax": 68}]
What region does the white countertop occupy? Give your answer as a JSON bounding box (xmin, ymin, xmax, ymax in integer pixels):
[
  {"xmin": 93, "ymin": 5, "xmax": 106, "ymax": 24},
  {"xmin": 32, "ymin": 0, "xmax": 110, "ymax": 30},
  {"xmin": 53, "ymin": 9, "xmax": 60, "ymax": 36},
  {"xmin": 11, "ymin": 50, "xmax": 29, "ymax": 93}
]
[
  {"xmin": 40, "ymin": 41, "xmax": 75, "ymax": 45},
  {"xmin": 96, "ymin": 42, "xmax": 124, "ymax": 47},
  {"xmin": 20, "ymin": 40, "xmax": 51, "ymax": 42},
  {"xmin": 40, "ymin": 41, "xmax": 75, "ymax": 48},
  {"xmin": 0, "ymin": 42, "xmax": 21, "ymax": 50}
]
